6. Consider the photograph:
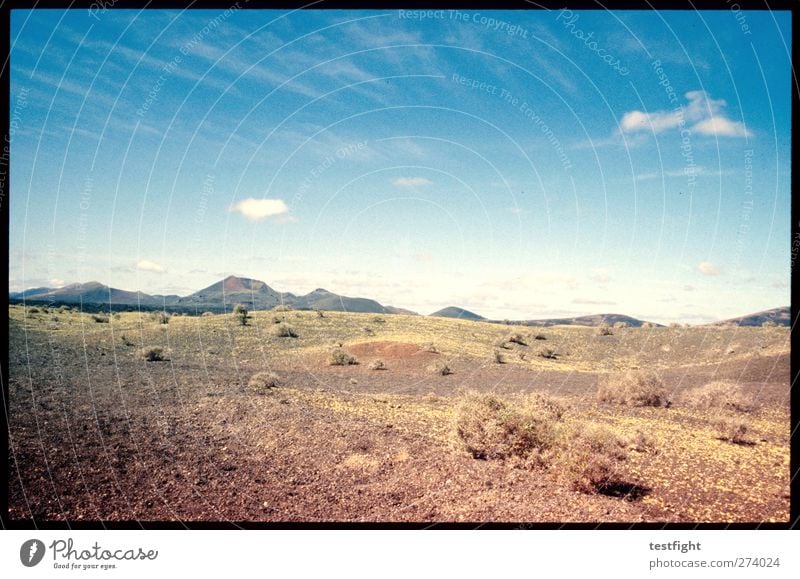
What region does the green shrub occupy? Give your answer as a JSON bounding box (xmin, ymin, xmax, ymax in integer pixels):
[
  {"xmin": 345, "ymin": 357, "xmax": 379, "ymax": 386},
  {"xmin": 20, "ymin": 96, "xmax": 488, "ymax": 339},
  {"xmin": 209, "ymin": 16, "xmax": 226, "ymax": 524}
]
[{"xmin": 233, "ymin": 304, "xmax": 248, "ymax": 326}]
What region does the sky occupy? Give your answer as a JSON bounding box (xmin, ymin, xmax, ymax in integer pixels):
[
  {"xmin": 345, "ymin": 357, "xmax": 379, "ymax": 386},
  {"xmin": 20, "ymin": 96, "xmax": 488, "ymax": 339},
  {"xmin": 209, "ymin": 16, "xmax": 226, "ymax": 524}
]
[{"xmin": 8, "ymin": 7, "xmax": 792, "ymax": 324}]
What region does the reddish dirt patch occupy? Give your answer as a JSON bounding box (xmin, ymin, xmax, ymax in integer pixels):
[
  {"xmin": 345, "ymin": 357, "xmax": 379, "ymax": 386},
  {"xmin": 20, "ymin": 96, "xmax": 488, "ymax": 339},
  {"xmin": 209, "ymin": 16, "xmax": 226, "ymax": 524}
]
[{"xmin": 348, "ymin": 341, "xmax": 437, "ymax": 360}]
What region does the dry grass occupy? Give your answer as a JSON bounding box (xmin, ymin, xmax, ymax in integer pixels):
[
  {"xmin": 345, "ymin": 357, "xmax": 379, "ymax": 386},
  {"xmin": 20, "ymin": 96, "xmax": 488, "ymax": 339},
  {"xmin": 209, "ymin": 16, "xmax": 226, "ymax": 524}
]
[
  {"xmin": 714, "ymin": 416, "xmax": 752, "ymax": 445},
  {"xmin": 597, "ymin": 370, "xmax": 670, "ymax": 407},
  {"xmin": 272, "ymin": 323, "xmax": 298, "ymax": 338}
]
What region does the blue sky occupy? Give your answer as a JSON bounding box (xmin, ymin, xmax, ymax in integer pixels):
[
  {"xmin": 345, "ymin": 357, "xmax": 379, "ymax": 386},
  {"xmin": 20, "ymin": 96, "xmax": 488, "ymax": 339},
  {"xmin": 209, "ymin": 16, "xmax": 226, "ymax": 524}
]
[{"xmin": 9, "ymin": 8, "xmax": 792, "ymax": 323}]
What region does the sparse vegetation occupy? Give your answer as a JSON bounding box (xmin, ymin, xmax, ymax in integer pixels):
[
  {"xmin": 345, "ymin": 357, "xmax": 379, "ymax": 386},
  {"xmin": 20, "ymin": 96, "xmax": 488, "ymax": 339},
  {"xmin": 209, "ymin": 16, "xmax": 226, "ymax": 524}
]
[
  {"xmin": 272, "ymin": 323, "xmax": 298, "ymax": 338},
  {"xmin": 272, "ymin": 304, "xmax": 292, "ymax": 312},
  {"xmin": 641, "ymin": 321, "xmax": 655, "ymax": 328},
  {"xmin": 506, "ymin": 332, "xmax": 527, "ymax": 346},
  {"xmin": 247, "ymin": 372, "xmax": 280, "ymax": 394},
  {"xmin": 613, "ymin": 321, "xmax": 627, "ymax": 329},
  {"xmin": 27, "ymin": 307, "xmax": 40, "ymax": 314},
  {"xmin": 533, "ymin": 333, "xmax": 547, "ymax": 340},
  {"xmin": 121, "ymin": 335, "xmax": 135, "ymax": 347},
  {"xmin": 597, "ymin": 324, "xmax": 613, "ymax": 336},
  {"xmin": 201, "ymin": 311, "xmax": 214, "ymax": 317},
  {"xmin": 537, "ymin": 347, "xmax": 557, "ymax": 359},
  {"xmin": 597, "ymin": 371, "xmax": 670, "ymax": 407},
  {"xmin": 315, "ymin": 310, "xmax": 325, "ymax": 318},
  {"xmin": 91, "ymin": 314, "xmax": 109, "ymax": 323},
  {"xmin": 369, "ymin": 359, "xmax": 386, "ymax": 370},
  {"xmin": 492, "ymin": 350, "xmax": 506, "ymax": 364},
  {"xmin": 762, "ymin": 320, "xmax": 777, "ymax": 328}
]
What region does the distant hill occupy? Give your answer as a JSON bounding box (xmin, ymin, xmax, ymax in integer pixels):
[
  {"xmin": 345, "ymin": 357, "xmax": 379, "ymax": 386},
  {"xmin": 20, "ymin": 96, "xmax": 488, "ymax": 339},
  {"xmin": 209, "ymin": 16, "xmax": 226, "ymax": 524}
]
[
  {"xmin": 509, "ymin": 313, "xmax": 657, "ymax": 328},
  {"xmin": 709, "ymin": 307, "xmax": 790, "ymax": 327},
  {"xmin": 430, "ymin": 306, "xmax": 485, "ymax": 321},
  {"xmin": 9, "ymin": 276, "xmax": 419, "ymax": 315}
]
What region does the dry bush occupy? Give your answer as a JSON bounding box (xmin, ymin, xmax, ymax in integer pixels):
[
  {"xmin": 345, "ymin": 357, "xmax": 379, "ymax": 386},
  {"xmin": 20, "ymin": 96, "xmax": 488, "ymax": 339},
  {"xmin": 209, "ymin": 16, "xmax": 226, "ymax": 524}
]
[
  {"xmin": 451, "ymin": 392, "xmax": 565, "ymax": 462},
  {"xmin": 142, "ymin": 347, "xmax": 165, "ymax": 362},
  {"xmin": 92, "ymin": 314, "xmax": 109, "ymax": 323},
  {"xmin": 506, "ymin": 332, "xmax": 527, "ymax": 346},
  {"xmin": 315, "ymin": 309, "xmax": 325, "ymax": 318},
  {"xmin": 556, "ymin": 423, "xmax": 629, "ymax": 493},
  {"xmin": 432, "ymin": 361, "xmax": 453, "ymax": 375},
  {"xmin": 201, "ymin": 311, "xmax": 214, "ymax": 317},
  {"xmin": 421, "ymin": 342, "xmax": 439, "ymax": 353},
  {"xmin": 272, "ymin": 323, "xmax": 298, "ymax": 338},
  {"xmin": 272, "ymin": 304, "xmax": 292, "ymax": 312},
  {"xmin": 613, "ymin": 321, "xmax": 627, "ymax": 329},
  {"xmin": 28, "ymin": 307, "xmax": 40, "ymax": 314},
  {"xmin": 492, "ymin": 350, "xmax": 506, "ymax": 364},
  {"xmin": 629, "ymin": 427, "xmax": 659, "ymax": 454},
  {"xmin": 533, "ymin": 333, "xmax": 547, "ymax": 340},
  {"xmin": 597, "ymin": 324, "xmax": 613, "ymax": 336},
  {"xmin": 151, "ymin": 311, "xmax": 170, "ymax": 324},
  {"xmin": 761, "ymin": 320, "xmax": 777, "ymax": 328},
  {"xmin": 369, "ymin": 359, "xmax": 386, "ymax": 370},
  {"xmin": 247, "ymin": 372, "xmax": 280, "ymax": 394},
  {"xmin": 329, "ymin": 349, "xmax": 358, "ymax": 366},
  {"xmin": 683, "ymin": 381, "xmax": 755, "ymax": 413},
  {"xmin": 714, "ymin": 416, "xmax": 752, "ymax": 444},
  {"xmin": 537, "ymin": 347, "xmax": 557, "ymax": 359},
  {"xmin": 641, "ymin": 321, "xmax": 655, "ymax": 329},
  {"xmin": 597, "ymin": 371, "xmax": 670, "ymax": 407}
]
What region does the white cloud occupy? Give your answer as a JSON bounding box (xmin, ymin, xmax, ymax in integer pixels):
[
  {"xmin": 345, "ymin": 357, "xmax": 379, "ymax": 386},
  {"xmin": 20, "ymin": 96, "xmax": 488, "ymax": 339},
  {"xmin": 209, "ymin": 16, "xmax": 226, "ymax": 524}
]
[
  {"xmin": 230, "ymin": 198, "xmax": 289, "ymax": 221},
  {"xmin": 572, "ymin": 298, "xmax": 616, "ymax": 305},
  {"xmin": 697, "ymin": 261, "xmax": 720, "ymax": 276},
  {"xmin": 49, "ymin": 278, "xmax": 66, "ymax": 288},
  {"xmin": 136, "ymin": 259, "xmax": 166, "ymax": 273},
  {"xmin": 692, "ymin": 116, "xmax": 752, "ymax": 137},
  {"xmin": 621, "ymin": 91, "xmax": 752, "ymax": 138},
  {"xmin": 392, "ymin": 177, "xmax": 432, "ymax": 187}
]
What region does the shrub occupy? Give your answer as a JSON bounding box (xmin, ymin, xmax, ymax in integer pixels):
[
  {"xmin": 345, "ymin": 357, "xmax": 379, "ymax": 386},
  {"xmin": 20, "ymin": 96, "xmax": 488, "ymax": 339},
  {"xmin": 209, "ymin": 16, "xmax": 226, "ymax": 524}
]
[
  {"xmin": 533, "ymin": 333, "xmax": 547, "ymax": 340},
  {"xmin": 421, "ymin": 343, "xmax": 439, "ymax": 353},
  {"xmin": 233, "ymin": 304, "xmax": 248, "ymax": 326},
  {"xmin": 152, "ymin": 311, "xmax": 170, "ymax": 324},
  {"xmin": 714, "ymin": 416, "xmax": 752, "ymax": 444},
  {"xmin": 493, "ymin": 350, "xmax": 506, "ymax": 364},
  {"xmin": 58, "ymin": 306, "xmax": 71, "ymax": 313},
  {"xmin": 556, "ymin": 423, "xmax": 629, "ymax": 493},
  {"xmin": 315, "ymin": 309, "xmax": 325, "ymax": 318},
  {"xmin": 369, "ymin": 359, "xmax": 386, "ymax": 370},
  {"xmin": 641, "ymin": 321, "xmax": 655, "ymax": 329},
  {"xmin": 28, "ymin": 307, "xmax": 40, "ymax": 314},
  {"xmin": 329, "ymin": 349, "xmax": 358, "ymax": 366},
  {"xmin": 613, "ymin": 321, "xmax": 627, "ymax": 329},
  {"xmin": 506, "ymin": 332, "xmax": 527, "ymax": 346},
  {"xmin": 495, "ymin": 338, "xmax": 513, "ymax": 350},
  {"xmin": 272, "ymin": 323, "xmax": 298, "ymax": 338},
  {"xmin": 761, "ymin": 320, "xmax": 777, "ymax": 328},
  {"xmin": 272, "ymin": 304, "xmax": 292, "ymax": 312},
  {"xmin": 121, "ymin": 335, "xmax": 135, "ymax": 347},
  {"xmin": 142, "ymin": 347, "xmax": 165, "ymax": 362},
  {"xmin": 247, "ymin": 372, "xmax": 280, "ymax": 394},
  {"xmin": 537, "ymin": 347, "xmax": 557, "ymax": 359},
  {"xmin": 629, "ymin": 428, "xmax": 659, "ymax": 454},
  {"xmin": 597, "ymin": 324, "xmax": 613, "ymax": 336},
  {"xmin": 597, "ymin": 371, "xmax": 669, "ymax": 407},
  {"xmin": 92, "ymin": 314, "xmax": 109, "ymax": 323},
  {"xmin": 683, "ymin": 381, "xmax": 754, "ymax": 413},
  {"xmin": 451, "ymin": 392, "xmax": 565, "ymax": 462},
  {"xmin": 372, "ymin": 316, "xmax": 386, "ymax": 324},
  {"xmin": 201, "ymin": 311, "xmax": 214, "ymax": 317},
  {"xmin": 432, "ymin": 361, "xmax": 453, "ymax": 375}
]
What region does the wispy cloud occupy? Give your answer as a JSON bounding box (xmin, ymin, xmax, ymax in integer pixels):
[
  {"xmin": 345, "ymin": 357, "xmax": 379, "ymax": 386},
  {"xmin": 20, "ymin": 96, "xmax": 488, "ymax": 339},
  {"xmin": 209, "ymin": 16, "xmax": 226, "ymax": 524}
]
[
  {"xmin": 393, "ymin": 177, "xmax": 432, "ymax": 187},
  {"xmin": 136, "ymin": 259, "xmax": 166, "ymax": 273},
  {"xmin": 572, "ymin": 298, "xmax": 616, "ymax": 305},
  {"xmin": 697, "ymin": 261, "xmax": 720, "ymax": 276},
  {"xmin": 230, "ymin": 198, "xmax": 289, "ymax": 221},
  {"xmin": 621, "ymin": 91, "xmax": 752, "ymax": 138}
]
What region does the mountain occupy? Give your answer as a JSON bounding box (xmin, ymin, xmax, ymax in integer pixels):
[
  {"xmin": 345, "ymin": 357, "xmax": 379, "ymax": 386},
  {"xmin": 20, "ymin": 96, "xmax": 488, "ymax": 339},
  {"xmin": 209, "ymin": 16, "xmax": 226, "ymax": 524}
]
[
  {"xmin": 430, "ymin": 306, "xmax": 485, "ymax": 321},
  {"xmin": 710, "ymin": 306, "xmax": 790, "ymax": 327},
  {"xmin": 291, "ymin": 288, "xmax": 391, "ymax": 313},
  {"xmin": 511, "ymin": 313, "xmax": 656, "ymax": 328},
  {"xmin": 178, "ymin": 275, "xmax": 289, "ymax": 310},
  {"xmin": 8, "ymin": 281, "xmax": 167, "ymax": 307}
]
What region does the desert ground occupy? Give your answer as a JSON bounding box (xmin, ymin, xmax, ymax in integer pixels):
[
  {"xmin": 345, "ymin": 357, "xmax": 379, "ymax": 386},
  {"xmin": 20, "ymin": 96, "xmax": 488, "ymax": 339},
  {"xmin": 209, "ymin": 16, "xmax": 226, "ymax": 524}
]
[{"xmin": 6, "ymin": 304, "xmax": 790, "ymax": 523}]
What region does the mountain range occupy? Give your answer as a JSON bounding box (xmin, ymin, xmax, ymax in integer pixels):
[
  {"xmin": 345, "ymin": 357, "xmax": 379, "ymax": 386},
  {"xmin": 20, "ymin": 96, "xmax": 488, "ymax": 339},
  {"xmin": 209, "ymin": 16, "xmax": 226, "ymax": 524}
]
[{"xmin": 8, "ymin": 276, "xmax": 790, "ymax": 327}]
